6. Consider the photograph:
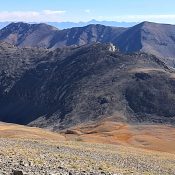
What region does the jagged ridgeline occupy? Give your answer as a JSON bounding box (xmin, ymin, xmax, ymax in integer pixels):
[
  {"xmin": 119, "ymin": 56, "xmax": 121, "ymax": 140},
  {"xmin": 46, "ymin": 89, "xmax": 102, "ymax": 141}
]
[
  {"xmin": 1, "ymin": 21, "xmax": 175, "ymax": 67},
  {"xmin": 0, "ymin": 42, "xmax": 175, "ymax": 130}
]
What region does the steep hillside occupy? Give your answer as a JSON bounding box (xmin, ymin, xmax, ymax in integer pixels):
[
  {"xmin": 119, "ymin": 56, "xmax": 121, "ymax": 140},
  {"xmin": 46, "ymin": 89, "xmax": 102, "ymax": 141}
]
[
  {"xmin": 0, "ymin": 42, "xmax": 175, "ymax": 130},
  {"xmin": 116, "ymin": 21, "xmax": 175, "ymax": 66},
  {"xmin": 0, "ymin": 42, "xmax": 49, "ymax": 95}
]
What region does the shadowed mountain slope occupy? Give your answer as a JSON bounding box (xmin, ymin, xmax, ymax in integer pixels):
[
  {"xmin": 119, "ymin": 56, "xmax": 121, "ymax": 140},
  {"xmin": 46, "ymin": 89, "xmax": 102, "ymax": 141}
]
[{"xmin": 0, "ymin": 42, "xmax": 175, "ymax": 130}]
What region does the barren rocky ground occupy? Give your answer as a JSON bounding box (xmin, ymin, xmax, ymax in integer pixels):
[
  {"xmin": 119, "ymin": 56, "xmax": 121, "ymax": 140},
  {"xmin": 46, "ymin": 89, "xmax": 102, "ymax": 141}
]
[{"xmin": 0, "ymin": 123, "xmax": 175, "ymax": 175}]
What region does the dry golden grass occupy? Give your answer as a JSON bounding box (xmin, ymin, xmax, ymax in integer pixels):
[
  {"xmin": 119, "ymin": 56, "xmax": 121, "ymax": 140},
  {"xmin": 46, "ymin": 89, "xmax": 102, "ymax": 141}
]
[
  {"xmin": 0, "ymin": 121, "xmax": 175, "ymax": 154},
  {"xmin": 0, "ymin": 122, "xmax": 175, "ymax": 174},
  {"xmin": 65, "ymin": 121, "xmax": 175, "ymax": 153},
  {"xmin": 0, "ymin": 122, "xmax": 65, "ymax": 141}
]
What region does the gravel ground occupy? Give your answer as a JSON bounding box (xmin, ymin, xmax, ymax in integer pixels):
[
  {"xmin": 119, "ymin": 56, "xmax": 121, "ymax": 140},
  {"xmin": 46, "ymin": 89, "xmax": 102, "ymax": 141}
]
[{"xmin": 0, "ymin": 138, "xmax": 175, "ymax": 175}]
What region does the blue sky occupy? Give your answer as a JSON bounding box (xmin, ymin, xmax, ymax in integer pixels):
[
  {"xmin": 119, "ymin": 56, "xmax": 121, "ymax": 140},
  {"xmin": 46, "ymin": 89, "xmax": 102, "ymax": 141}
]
[{"xmin": 0, "ymin": 0, "xmax": 175, "ymax": 23}]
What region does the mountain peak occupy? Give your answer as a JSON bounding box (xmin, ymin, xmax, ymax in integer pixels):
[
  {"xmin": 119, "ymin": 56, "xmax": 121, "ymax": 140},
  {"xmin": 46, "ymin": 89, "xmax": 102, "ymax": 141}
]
[
  {"xmin": 130, "ymin": 21, "xmax": 155, "ymax": 29},
  {"xmin": 141, "ymin": 21, "xmax": 152, "ymax": 24},
  {"xmin": 0, "ymin": 22, "xmax": 59, "ymax": 47},
  {"xmin": 2, "ymin": 22, "xmax": 58, "ymax": 31},
  {"xmin": 2, "ymin": 22, "xmax": 31, "ymax": 31},
  {"xmin": 33, "ymin": 23, "xmax": 59, "ymax": 30},
  {"xmin": 7, "ymin": 22, "xmax": 30, "ymax": 26},
  {"xmin": 137, "ymin": 21, "xmax": 175, "ymax": 28}
]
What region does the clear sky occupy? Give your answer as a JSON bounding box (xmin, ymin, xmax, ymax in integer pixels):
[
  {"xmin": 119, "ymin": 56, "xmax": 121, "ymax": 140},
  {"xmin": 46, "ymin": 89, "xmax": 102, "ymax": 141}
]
[{"xmin": 0, "ymin": 0, "xmax": 175, "ymax": 23}]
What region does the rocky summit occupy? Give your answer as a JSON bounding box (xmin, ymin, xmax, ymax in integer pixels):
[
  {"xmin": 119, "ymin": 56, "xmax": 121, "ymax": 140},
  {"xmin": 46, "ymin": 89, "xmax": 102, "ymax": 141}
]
[{"xmin": 0, "ymin": 42, "xmax": 175, "ymax": 130}]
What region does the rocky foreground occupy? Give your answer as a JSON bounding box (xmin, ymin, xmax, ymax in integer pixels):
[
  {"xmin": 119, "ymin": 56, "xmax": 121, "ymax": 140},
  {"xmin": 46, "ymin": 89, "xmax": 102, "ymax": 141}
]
[{"xmin": 0, "ymin": 137, "xmax": 175, "ymax": 175}]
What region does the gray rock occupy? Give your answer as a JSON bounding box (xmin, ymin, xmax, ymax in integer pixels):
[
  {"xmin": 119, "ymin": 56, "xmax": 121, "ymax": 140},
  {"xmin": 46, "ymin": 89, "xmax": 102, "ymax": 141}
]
[{"xmin": 12, "ymin": 170, "xmax": 23, "ymax": 175}]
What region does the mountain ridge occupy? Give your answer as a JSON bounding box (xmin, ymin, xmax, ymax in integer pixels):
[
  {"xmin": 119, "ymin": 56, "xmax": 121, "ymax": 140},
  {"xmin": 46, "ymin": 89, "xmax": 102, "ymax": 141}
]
[
  {"xmin": 0, "ymin": 42, "xmax": 175, "ymax": 130},
  {"xmin": 0, "ymin": 20, "xmax": 137, "ymax": 30},
  {"xmin": 1, "ymin": 21, "xmax": 175, "ymax": 67},
  {"xmin": 116, "ymin": 21, "xmax": 175, "ymax": 66},
  {"xmin": 0, "ymin": 22, "xmax": 126, "ymax": 49}
]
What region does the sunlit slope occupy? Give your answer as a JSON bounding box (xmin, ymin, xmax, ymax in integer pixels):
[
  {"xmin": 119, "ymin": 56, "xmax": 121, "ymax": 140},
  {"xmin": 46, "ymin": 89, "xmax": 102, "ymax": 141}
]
[{"xmin": 64, "ymin": 121, "xmax": 175, "ymax": 153}]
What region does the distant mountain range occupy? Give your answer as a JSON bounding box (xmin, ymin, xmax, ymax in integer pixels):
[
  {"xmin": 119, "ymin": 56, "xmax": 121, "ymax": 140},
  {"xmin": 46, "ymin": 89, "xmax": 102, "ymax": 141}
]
[
  {"xmin": 0, "ymin": 20, "xmax": 137, "ymax": 30},
  {"xmin": 0, "ymin": 21, "xmax": 175, "ymax": 67},
  {"xmin": 47, "ymin": 20, "xmax": 137, "ymax": 29}
]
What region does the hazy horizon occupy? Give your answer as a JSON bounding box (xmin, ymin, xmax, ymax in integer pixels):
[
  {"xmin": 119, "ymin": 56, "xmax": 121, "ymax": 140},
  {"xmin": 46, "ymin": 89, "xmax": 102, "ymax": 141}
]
[{"xmin": 0, "ymin": 0, "xmax": 175, "ymax": 24}]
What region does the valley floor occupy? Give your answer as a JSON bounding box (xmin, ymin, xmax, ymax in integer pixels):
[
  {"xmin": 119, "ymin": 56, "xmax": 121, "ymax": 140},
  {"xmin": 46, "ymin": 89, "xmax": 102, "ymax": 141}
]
[{"xmin": 0, "ymin": 122, "xmax": 175, "ymax": 175}]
